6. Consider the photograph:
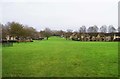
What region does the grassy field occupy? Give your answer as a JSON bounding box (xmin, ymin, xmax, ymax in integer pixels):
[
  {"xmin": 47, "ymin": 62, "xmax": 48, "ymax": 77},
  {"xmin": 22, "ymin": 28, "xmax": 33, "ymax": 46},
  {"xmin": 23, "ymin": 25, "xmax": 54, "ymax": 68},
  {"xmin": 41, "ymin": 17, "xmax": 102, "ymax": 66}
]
[
  {"xmin": 0, "ymin": 44, "xmax": 2, "ymax": 78},
  {"xmin": 2, "ymin": 36, "xmax": 118, "ymax": 77}
]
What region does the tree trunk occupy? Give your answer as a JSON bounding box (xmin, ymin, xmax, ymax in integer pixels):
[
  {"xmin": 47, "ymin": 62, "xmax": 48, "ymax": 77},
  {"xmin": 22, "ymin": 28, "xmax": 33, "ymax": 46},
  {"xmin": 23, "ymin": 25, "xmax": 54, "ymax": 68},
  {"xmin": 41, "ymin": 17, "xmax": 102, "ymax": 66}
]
[{"xmin": 46, "ymin": 37, "xmax": 48, "ymax": 40}]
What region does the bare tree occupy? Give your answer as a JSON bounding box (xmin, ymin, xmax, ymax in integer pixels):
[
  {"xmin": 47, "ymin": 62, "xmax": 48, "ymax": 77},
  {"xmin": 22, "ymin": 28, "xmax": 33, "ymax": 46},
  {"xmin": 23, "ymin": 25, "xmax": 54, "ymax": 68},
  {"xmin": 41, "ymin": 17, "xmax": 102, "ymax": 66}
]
[
  {"xmin": 87, "ymin": 25, "xmax": 98, "ymax": 33},
  {"xmin": 23, "ymin": 26, "xmax": 38, "ymax": 39},
  {"xmin": 108, "ymin": 25, "xmax": 116, "ymax": 33},
  {"xmin": 100, "ymin": 25, "xmax": 107, "ymax": 33},
  {"xmin": 79, "ymin": 25, "xmax": 86, "ymax": 33},
  {"xmin": 67, "ymin": 29, "xmax": 73, "ymax": 32},
  {"xmin": 52, "ymin": 30, "xmax": 64, "ymax": 36},
  {"xmin": 43, "ymin": 28, "xmax": 52, "ymax": 40},
  {"xmin": 2, "ymin": 23, "xmax": 10, "ymax": 39},
  {"xmin": 0, "ymin": 23, "xmax": 3, "ymax": 40},
  {"xmin": 58, "ymin": 30, "xmax": 64, "ymax": 37},
  {"xmin": 65, "ymin": 29, "xmax": 73, "ymax": 40}
]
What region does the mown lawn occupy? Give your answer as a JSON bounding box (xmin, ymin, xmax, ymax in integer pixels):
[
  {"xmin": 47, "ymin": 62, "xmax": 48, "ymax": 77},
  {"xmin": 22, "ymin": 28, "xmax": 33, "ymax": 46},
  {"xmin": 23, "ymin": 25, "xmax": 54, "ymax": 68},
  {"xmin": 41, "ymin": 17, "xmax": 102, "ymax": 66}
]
[
  {"xmin": 0, "ymin": 44, "xmax": 2, "ymax": 78},
  {"xmin": 2, "ymin": 36, "xmax": 118, "ymax": 77}
]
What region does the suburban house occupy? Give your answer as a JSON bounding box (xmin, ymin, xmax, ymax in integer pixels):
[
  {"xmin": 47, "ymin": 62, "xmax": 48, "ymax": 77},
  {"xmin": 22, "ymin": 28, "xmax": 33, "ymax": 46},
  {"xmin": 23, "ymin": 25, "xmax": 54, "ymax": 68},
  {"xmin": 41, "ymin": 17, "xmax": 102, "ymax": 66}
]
[
  {"xmin": 4, "ymin": 35, "xmax": 33, "ymax": 42},
  {"xmin": 6, "ymin": 35, "xmax": 17, "ymax": 41},
  {"xmin": 69, "ymin": 32, "xmax": 120, "ymax": 41},
  {"xmin": 113, "ymin": 33, "xmax": 120, "ymax": 41}
]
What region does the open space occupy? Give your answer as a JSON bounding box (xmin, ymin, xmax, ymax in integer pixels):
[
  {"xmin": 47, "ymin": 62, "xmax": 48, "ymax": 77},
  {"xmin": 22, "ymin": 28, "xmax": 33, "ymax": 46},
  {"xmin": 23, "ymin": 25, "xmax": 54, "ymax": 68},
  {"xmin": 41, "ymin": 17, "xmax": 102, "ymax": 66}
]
[{"xmin": 2, "ymin": 37, "xmax": 118, "ymax": 77}]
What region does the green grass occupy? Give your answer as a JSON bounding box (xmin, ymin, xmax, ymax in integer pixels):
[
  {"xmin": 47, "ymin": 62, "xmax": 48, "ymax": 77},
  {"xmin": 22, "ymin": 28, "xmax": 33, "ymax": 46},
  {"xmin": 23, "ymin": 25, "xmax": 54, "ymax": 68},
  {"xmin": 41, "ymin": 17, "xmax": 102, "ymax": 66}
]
[
  {"xmin": 2, "ymin": 36, "xmax": 118, "ymax": 77},
  {"xmin": 0, "ymin": 44, "xmax": 2, "ymax": 78}
]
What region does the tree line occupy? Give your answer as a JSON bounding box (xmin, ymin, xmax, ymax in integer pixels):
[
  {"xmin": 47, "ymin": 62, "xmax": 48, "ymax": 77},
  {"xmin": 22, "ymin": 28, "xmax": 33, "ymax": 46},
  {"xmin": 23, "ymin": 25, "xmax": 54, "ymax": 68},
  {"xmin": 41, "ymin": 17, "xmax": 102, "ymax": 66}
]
[{"xmin": 0, "ymin": 22, "xmax": 120, "ymax": 40}]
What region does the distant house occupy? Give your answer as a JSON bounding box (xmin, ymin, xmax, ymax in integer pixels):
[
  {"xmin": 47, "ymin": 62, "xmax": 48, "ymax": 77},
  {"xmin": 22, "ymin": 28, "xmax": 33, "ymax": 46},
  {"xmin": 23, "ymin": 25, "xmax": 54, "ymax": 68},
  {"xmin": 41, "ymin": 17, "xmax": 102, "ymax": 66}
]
[
  {"xmin": 113, "ymin": 33, "xmax": 120, "ymax": 41},
  {"xmin": 6, "ymin": 35, "xmax": 16, "ymax": 41},
  {"xmin": 4, "ymin": 35, "xmax": 33, "ymax": 42},
  {"xmin": 69, "ymin": 32, "xmax": 120, "ymax": 42},
  {"xmin": 70, "ymin": 33, "xmax": 79, "ymax": 41}
]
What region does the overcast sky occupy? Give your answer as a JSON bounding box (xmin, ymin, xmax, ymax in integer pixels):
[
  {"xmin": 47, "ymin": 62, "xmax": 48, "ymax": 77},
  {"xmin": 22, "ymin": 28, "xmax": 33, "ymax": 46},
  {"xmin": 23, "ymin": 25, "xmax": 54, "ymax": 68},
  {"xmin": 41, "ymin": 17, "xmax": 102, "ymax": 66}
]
[{"xmin": 0, "ymin": 0, "xmax": 119, "ymax": 31}]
